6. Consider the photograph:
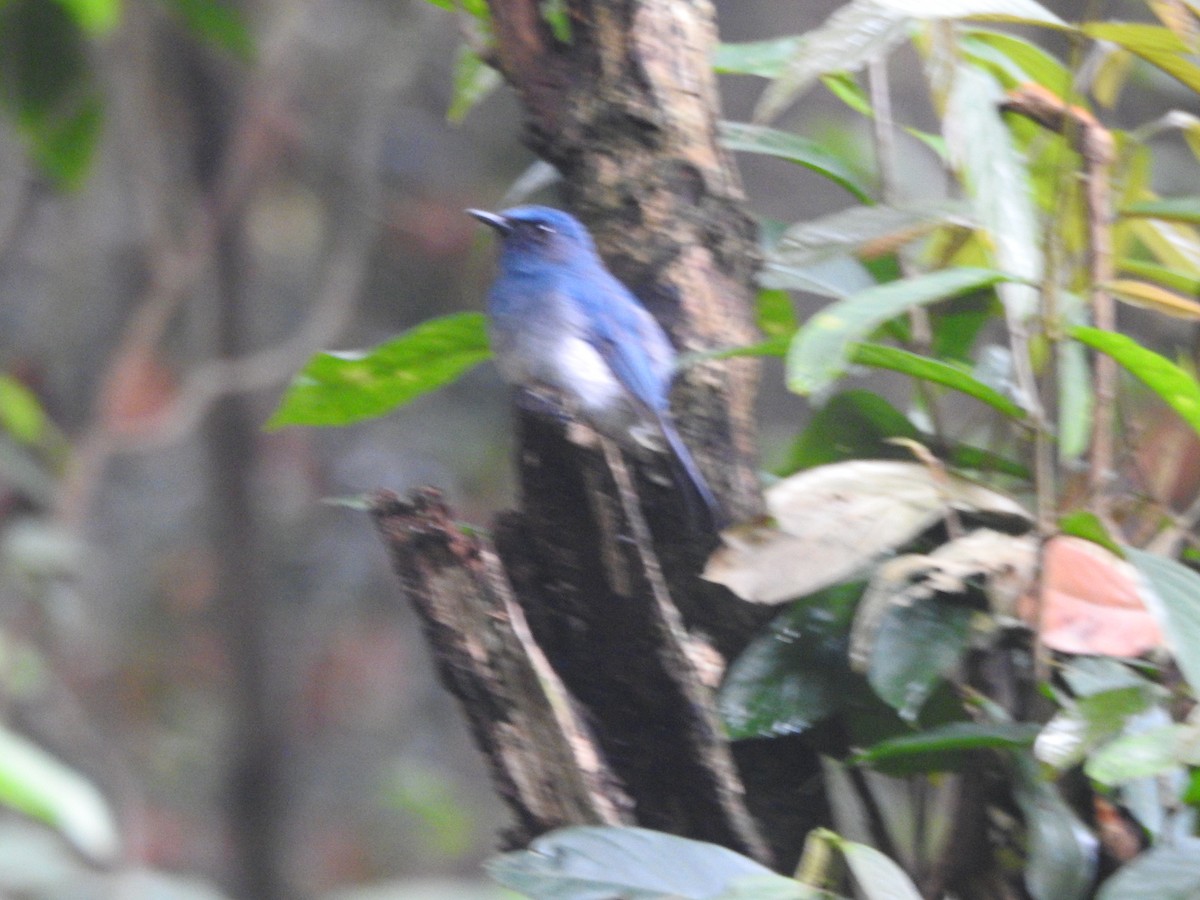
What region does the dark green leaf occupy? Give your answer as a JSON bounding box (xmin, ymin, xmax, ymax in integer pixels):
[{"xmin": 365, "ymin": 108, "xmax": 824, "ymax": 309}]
[
  {"xmin": 779, "ymin": 391, "xmax": 918, "ymax": 474},
  {"xmin": 930, "ymin": 292, "xmax": 996, "ymax": 363},
  {"xmin": 447, "ymin": 46, "xmax": 502, "ymax": 123},
  {"xmin": 714, "ymin": 36, "xmax": 806, "ymax": 78},
  {"xmin": 0, "ymin": 0, "xmax": 102, "ymax": 189},
  {"xmin": 1070, "ymin": 326, "xmax": 1200, "ymax": 441},
  {"xmin": 1096, "ymin": 838, "xmax": 1200, "ymax": 900},
  {"xmin": 854, "ymin": 721, "xmax": 1039, "ymax": 771},
  {"xmin": 851, "ymin": 343, "xmax": 1025, "ymax": 418},
  {"xmin": 719, "ymin": 584, "xmax": 870, "ymax": 740},
  {"xmin": 1012, "ymin": 754, "xmax": 1098, "ymax": 900},
  {"xmin": 1125, "ymin": 548, "xmax": 1200, "ymax": 695},
  {"xmin": 947, "ymin": 444, "xmax": 1030, "ymax": 479},
  {"xmin": 267, "ymin": 313, "xmax": 491, "ymax": 429},
  {"xmin": 155, "ymin": 0, "xmax": 254, "ymax": 59},
  {"xmin": 1057, "ymin": 511, "xmax": 1122, "ymax": 556},
  {"xmin": 719, "ymin": 122, "xmax": 873, "ymax": 202},
  {"xmin": 486, "ymin": 826, "xmax": 778, "ymax": 900},
  {"xmin": 1122, "ymin": 197, "xmax": 1200, "ymax": 226},
  {"xmin": 1082, "ymin": 22, "xmax": 1200, "ymax": 94},
  {"xmin": 787, "ymin": 268, "xmax": 1014, "ymax": 395},
  {"xmin": 868, "ymin": 598, "xmax": 974, "ymax": 722}
]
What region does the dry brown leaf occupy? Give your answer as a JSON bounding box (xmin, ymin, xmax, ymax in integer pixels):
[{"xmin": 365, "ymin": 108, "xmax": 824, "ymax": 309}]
[
  {"xmin": 704, "ymin": 461, "xmax": 1030, "ymax": 605},
  {"xmin": 1019, "ymin": 536, "xmax": 1165, "ymax": 657}
]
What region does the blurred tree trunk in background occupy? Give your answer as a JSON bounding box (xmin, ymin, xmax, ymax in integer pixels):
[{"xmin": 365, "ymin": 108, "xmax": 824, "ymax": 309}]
[{"xmin": 374, "ymin": 0, "xmax": 822, "ymax": 872}]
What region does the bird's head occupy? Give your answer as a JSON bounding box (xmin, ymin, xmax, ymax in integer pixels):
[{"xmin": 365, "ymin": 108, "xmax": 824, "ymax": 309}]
[{"xmin": 468, "ymin": 205, "xmax": 600, "ymax": 271}]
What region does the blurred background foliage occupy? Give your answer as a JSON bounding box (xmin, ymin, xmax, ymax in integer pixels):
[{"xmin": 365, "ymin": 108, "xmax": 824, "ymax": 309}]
[{"xmin": 2, "ymin": 0, "xmax": 1200, "ymax": 897}]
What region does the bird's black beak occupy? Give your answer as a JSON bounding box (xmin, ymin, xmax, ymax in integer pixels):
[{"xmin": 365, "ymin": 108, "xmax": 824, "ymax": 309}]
[{"xmin": 467, "ymin": 208, "xmax": 511, "ymax": 234}]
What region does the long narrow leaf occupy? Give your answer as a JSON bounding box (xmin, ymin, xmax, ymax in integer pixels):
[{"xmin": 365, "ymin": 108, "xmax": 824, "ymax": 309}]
[
  {"xmin": 787, "ymin": 268, "xmax": 1014, "ymax": 395},
  {"xmin": 944, "ymin": 64, "xmax": 1041, "ymax": 321},
  {"xmin": 1070, "ymin": 326, "xmax": 1200, "ymax": 439},
  {"xmin": 852, "ymin": 342, "xmax": 1025, "ymax": 417},
  {"xmin": 719, "ymin": 123, "xmax": 873, "ymax": 202}
]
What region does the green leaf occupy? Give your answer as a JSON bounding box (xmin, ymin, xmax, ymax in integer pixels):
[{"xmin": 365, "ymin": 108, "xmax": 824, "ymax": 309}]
[
  {"xmin": 0, "ymin": 376, "xmax": 45, "ymax": 445},
  {"xmin": 1125, "ymin": 548, "xmax": 1200, "ymax": 695},
  {"xmin": 1082, "ymin": 22, "xmax": 1200, "ymax": 94},
  {"xmin": 1012, "ymin": 754, "xmax": 1098, "ymax": 900},
  {"xmin": 1096, "ymin": 838, "xmax": 1200, "ymax": 900},
  {"xmin": 867, "ymin": 598, "xmax": 974, "ymax": 722},
  {"xmin": 719, "ymin": 584, "xmax": 870, "ymax": 740},
  {"xmin": 719, "ymin": 122, "xmax": 873, "ymax": 202},
  {"xmin": 851, "ymin": 343, "xmax": 1025, "ymax": 418},
  {"xmin": 0, "ymin": 0, "xmax": 103, "ymax": 189},
  {"xmin": 424, "ymin": 0, "xmax": 490, "ymax": 19},
  {"xmin": 447, "ymin": 46, "xmax": 502, "ymax": 123},
  {"xmin": 1122, "ymin": 197, "xmax": 1200, "ymax": 226},
  {"xmin": 0, "ymin": 725, "xmax": 119, "ymax": 864},
  {"xmin": 961, "ymin": 29, "xmax": 1070, "ymax": 96},
  {"xmin": 944, "ymin": 64, "xmax": 1041, "ymax": 320},
  {"xmin": 780, "ymin": 390, "xmax": 918, "ymax": 473},
  {"xmin": 854, "ymin": 721, "xmax": 1040, "ymax": 767},
  {"xmin": 1117, "ymin": 259, "xmax": 1200, "ymax": 296},
  {"xmin": 267, "ymin": 312, "xmax": 492, "ymax": 429},
  {"xmin": 753, "ymin": 2, "xmax": 912, "ymax": 123},
  {"xmin": 820, "ymin": 73, "xmax": 873, "ymax": 116},
  {"xmin": 756, "ymin": 288, "xmax": 798, "ymax": 338},
  {"xmin": 1085, "ymin": 722, "xmax": 1200, "ymax": 785},
  {"xmin": 1128, "ymin": 218, "xmax": 1200, "ymax": 277},
  {"xmin": 818, "ymin": 829, "xmax": 923, "ymax": 900},
  {"xmin": 1057, "ymin": 333, "xmax": 1093, "ymax": 462},
  {"xmin": 1057, "ymin": 511, "xmax": 1122, "ymax": 555},
  {"xmin": 155, "ymin": 0, "xmax": 254, "ymax": 59},
  {"xmin": 1070, "ymin": 326, "xmax": 1200, "ymax": 441},
  {"xmin": 52, "ymin": 0, "xmax": 120, "ymax": 34},
  {"xmin": 753, "ymin": 0, "xmax": 1065, "ymax": 123},
  {"xmin": 486, "ymin": 826, "xmax": 778, "ymax": 899},
  {"xmin": 787, "ymin": 267, "xmax": 1014, "ymax": 395},
  {"xmin": 714, "ymin": 36, "xmax": 806, "ymax": 78},
  {"xmin": 767, "ymin": 203, "xmax": 970, "ymax": 272},
  {"xmin": 540, "ymin": 0, "xmax": 570, "ymax": 42},
  {"xmin": 1034, "ymin": 685, "xmax": 1157, "ymax": 771}
]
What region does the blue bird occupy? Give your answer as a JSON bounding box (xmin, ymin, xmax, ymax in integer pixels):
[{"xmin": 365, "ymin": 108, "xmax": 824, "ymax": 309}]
[{"xmin": 469, "ymin": 205, "xmax": 723, "ymax": 527}]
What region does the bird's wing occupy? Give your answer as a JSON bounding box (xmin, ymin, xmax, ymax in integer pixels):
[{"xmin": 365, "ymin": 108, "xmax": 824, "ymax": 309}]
[{"xmin": 576, "ymin": 274, "xmax": 676, "ymax": 414}]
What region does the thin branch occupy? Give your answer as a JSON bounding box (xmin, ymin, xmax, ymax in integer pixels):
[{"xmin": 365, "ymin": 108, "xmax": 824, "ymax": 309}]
[{"xmin": 1001, "ymin": 84, "xmax": 1117, "ymax": 521}]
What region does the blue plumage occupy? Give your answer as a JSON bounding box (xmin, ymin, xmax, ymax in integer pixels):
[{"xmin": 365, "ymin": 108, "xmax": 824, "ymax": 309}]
[{"xmin": 470, "ymin": 205, "xmax": 723, "ymax": 527}]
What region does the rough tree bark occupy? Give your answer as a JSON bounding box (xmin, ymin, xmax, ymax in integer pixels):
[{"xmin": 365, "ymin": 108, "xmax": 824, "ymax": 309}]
[{"xmin": 373, "ymin": 0, "xmax": 819, "ymax": 870}]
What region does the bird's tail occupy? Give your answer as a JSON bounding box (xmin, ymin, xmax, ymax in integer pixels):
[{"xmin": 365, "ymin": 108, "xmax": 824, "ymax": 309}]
[{"xmin": 656, "ymin": 414, "xmax": 726, "ymax": 531}]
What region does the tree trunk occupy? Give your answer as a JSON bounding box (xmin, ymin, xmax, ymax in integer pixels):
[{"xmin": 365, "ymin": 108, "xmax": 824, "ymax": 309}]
[{"xmin": 373, "ymin": 0, "xmax": 820, "ymax": 871}]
